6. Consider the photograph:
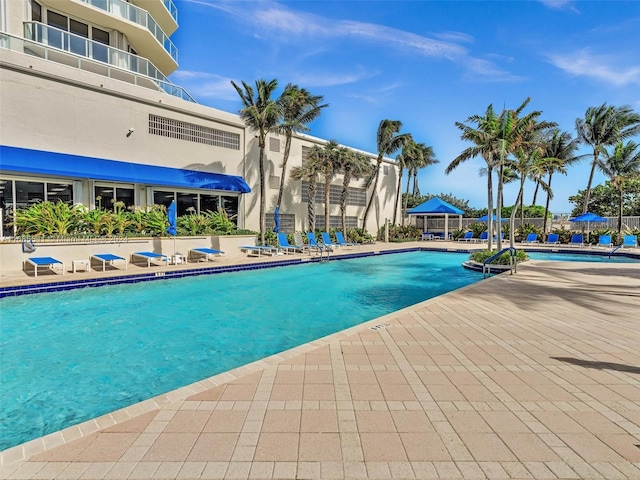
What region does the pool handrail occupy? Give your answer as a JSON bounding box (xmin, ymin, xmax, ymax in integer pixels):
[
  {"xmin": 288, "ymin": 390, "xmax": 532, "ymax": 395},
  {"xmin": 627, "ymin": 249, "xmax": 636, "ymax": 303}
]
[{"xmin": 482, "ymin": 247, "xmax": 518, "ymax": 278}]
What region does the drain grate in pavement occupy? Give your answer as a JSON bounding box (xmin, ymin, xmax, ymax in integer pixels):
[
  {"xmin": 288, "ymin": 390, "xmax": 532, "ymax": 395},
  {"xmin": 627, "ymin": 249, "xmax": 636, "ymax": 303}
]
[{"xmin": 370, "ymin": 322, "xmax": 390, "ymax": 331}]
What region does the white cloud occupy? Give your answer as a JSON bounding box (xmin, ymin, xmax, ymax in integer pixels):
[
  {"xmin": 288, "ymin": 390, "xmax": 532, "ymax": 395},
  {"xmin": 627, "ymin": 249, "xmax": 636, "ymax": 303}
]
[
  {"xmin": 548, "ymin": 49, "xmax": 640, "ymax": 86},
  {"xmin": 538, "ymin": 0, "xmax": 579, "ymax": 13},
  {"xmin": 186, "ymin": 0, "xmax": 514, "ymax": 82},
  {"xmin": 291, "ymin": 69, "xmax": 377, "ymax": 88}
]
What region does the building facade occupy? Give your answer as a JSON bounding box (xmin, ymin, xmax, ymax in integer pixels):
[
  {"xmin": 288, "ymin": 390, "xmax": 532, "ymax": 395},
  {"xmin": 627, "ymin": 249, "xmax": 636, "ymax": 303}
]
[{"xmin": 0, "ymin": 0, "xmax": 399, "ymax": 237}]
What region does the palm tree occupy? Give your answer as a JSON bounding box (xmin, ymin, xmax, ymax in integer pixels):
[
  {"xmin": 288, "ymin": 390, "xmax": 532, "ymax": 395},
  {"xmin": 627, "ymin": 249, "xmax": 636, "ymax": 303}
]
[
  {"xmin": 231, "ymin": 78, "xmax": 281, "ymax": 245},
  {"xmin": 290, "ymin": 145, "xmax": 324, "ymax": 231},
  {"xmin": 597, "ymin": 140, "xmax": 640, "ymax": 234},
  {"xmin": 576, "ymin": 103, "xmax": 640, "ymax": 214},
  {"xmin": 319, "ymin": 141, "xmax": 340, "ymax": 231},
  {"xmin": 275, "ymin": 85, "xmax": 328, "ymax": 213},
  {"xmin": 540, "ymin": 129, "xmax": 581, "ymax": 235},
  {"xmin": 393, "ymin": 136, "xmax": 416, "ymax": 225},
  {"xmin": 447, "ymin": 105, "xmax": 502, "ymax": 250},
  {"xmin": 336, "ymin": 149, "xmax": 374, "ymax": 234},
  {"xmin": 361, "ymin": 119, "xmax": 410, "ymax": 231},
  {"xmin": 414, "ymin": 143, "xmax": 438, "ymax": 197}
]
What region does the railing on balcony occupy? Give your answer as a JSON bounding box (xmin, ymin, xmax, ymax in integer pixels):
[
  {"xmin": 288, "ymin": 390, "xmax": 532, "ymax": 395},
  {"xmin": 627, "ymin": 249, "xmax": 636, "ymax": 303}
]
[
  {"xmin": 9, "ymin": 27, "xmax": 195, "ymax": 102},
  {"xmin": 163, "ymin": 0, "xmax": 178, "ymax": 24},
  {"xmin": 78, "ymin": 0, "xmax": 177, "ymax": 63}
]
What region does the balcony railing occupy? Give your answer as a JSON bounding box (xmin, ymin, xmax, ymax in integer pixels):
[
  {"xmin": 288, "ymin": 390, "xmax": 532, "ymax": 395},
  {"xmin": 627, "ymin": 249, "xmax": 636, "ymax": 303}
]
[
  {"xmin": 163, "ymin": 0, "xmax": 178, "ymax": 24},
  {"xmin": 11, "ymin": 26, "xmax": 195, "ymax": 102},
  {"xmin": 78, "ymin": 0, "xmax": 177, "ymax": 62}
]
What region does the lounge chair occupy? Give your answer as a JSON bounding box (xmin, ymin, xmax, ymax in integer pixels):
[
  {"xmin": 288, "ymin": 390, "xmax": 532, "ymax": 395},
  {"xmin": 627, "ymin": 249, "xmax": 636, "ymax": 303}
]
[
  {"xmin": 621, "ymin": 234, "xmax": 638, "ymax": 248},
  {"xmin": 277, "ymin": 233, "xmax": 303, "ymax": 254},
  {"xmin": 522, "ymin": 233, "xmax": 539, "ymax": 244},
  {"xmin": 307, "ymin": 232, "xmax": 330, "ymax": 253},
  {"xmin": 336, "ymin": 231, "xmax": 356, "ymax": 248},
  {"xmin": 596, "ymin": 234, "xmax": 612, "ymax": 249},
  {"xmin": 321, "ymin": 232, "xmax": 340, "ymax": 248},
  {"xmin": 544, "ymin": 233, "xmax": 560, "ymax": 245},
  {"xmin": 189, "ymin": 247, "xmax": 224, "ymax": 262},
  {"xmin": 293, "ymin": 232, "xmax": 309, "ymax": 253},
  {"xmin": 91, "ymin": 253, "xmax": 127, "ymax": 271},
  {"xmin": 239, "ymin": 245, "xmax": 278, "ymax": 257},
  {"xmin": 569, "ymin": 234, "xmax": 584, "ymax": 247},
  {"xmin": 25, "ymin": 256, "xmax": 65, "ymax": 277},
  {"xmin": 478, "ymin": 231, "xmax": 489, "ymax": 243},
  {"xmin": 131, "ymin": 251, "xmax": 169, "ymax": 267},
  {"xmin": 457, "ymin": 231, "xmax": 474, "ymax": 242}
]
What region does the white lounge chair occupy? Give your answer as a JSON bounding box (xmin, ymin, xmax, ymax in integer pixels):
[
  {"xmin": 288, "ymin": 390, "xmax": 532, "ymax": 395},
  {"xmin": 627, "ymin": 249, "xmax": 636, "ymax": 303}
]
[
  {"xmin": 131, "ymin": 251, "xmax": 169, "ymax": 267},
  {"xmin": 91, "ymin": 253, "xmax": 127, "ymax": 271},
  {"xmin": 189, "ymin": 247, "xmax": 224, "ymax": 262},
  {"xmin": 25, "ymin": 256, "xmax": 65, "ymax": 277}
]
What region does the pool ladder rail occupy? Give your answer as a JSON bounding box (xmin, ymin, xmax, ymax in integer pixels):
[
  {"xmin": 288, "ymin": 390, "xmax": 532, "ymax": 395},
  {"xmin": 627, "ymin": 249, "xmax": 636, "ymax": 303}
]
[
  {"xmin": 608, "ymin": 245, "xmax": 622, "ymax": 258},
  {"xmin": 482, "ymin": 247, "xmax": 518, "ymax": 278}
]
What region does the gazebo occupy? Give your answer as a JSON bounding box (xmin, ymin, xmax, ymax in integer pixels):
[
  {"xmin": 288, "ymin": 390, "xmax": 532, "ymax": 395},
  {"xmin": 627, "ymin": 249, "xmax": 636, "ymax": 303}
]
[{"xmin": 407, "ymin": 197, "xmax": 464, "ymax": 240}]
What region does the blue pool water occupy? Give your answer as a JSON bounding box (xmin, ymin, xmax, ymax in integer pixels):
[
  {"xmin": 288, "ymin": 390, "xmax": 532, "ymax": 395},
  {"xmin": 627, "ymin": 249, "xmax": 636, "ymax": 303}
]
[
  {"xmin": 527, "ymin": 251, "xmax": 640, "ymax": 263},
  {"xmin": 0, "ymin": 251, "xmax": 481, "ymax": 451}
]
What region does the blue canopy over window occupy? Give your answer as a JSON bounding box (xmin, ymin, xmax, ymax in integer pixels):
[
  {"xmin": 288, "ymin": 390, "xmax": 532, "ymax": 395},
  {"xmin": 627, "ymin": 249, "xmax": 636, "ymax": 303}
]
[{"xmin": 0, "ymin": 146, "xmax": 251, "ymax": 193}]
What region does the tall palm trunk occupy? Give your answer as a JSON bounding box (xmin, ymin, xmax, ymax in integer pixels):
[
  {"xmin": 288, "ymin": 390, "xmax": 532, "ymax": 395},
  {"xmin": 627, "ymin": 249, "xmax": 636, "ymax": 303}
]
[
  {"xmin": 412, "ymin": 172, "xmax": 420, "ymax": 196},
  {"xmin": 324, "ymin": 172, "xmax": 331, "ymax": 232},
  {"xmin": 258, "ymin": 142, "xmax": 266, "ymax": 245},
  {"xmin": 402, "ymin": 173, "xmax": 412, "ymax": 226},
  {"xmin": 510, "ymin": 176, "xmax": 526, "ymax": 248},
  {"xmin": 617, "ymin": 187, "xmax": 624, "ymax": 234},
  {"xmin": 487, "ymin": 167, "xmax": 494, "ymax": 251},
  {"xmin": 340, "ymin": 172, "xmax": 351, "ymax": 234},
  {"xmin": 583, "ymin": 150, "xmax": 599, "ymax": 213},
  {"xmin": 393, "ymin": 166, "xmax": 403, "ymax": 225},
  {"xmin": 308, "ymin": 177, "xmax": 317, "ymax": 232},
  {"xmin": 361, "ymin": 160, "xmax": 380, "ymax": 229},
  {"xmin": 543, "ymin": 172, "xmax": 553, "ymax": 236},
  {"xmin": 531, "ymin": 181, "xmax": 540, "ymax": 205},
  {"xmin": 276, "ymin": 134, "xmax": 292, "ymax": 209},
  {"xmin": 495, "ymin": 162, "xmax": 504, "ymax": 251}
]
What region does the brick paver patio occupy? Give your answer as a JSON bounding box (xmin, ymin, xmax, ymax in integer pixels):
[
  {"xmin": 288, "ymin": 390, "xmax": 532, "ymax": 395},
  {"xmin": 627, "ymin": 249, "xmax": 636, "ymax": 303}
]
[{"xmin": 1, "ymin": 250, "xmax": 639, "ymax": 479}]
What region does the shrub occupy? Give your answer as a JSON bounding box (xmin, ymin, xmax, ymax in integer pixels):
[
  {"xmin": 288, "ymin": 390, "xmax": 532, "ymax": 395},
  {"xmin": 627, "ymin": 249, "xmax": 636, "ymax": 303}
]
[{"xmin": 470, "ymin": 249, "xmax": 528, "ymax": 265}]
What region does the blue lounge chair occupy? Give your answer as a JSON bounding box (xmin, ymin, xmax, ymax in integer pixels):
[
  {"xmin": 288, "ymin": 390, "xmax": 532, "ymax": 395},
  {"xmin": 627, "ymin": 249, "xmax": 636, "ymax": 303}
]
[
  {"xmin": 479, "ymin": 231, "xmax": 489, "ymax": 243},
  {"xmin": 522, "ymin": 233, "xmax": 538, "ymax": 244},
  {"xmin": 132, "ymin": 251, "xmax": 169, "ymax": 267},
  {"xmin": 277, "ymin": 233, "xmax": 303, "ymax": 254},
  {"xmin": 621, "ymin": 234, "xmax": 638, "ymax": 248},
  {"xmin": 457, "ymin": 231, "xmax": 474, "ymax": 242},
  {"xmin": 569, "ymin": 234, "xmax": 583, "ymax": 247},
  {"xmin": 597, "ymin": 235, "xmax": 612, "ymax": 249},
  {"xmin": 544, "ymin": 233, "xmax": 560, "ymax": 244},
  {"xmin": 307, "ymin": 232, "xmax": 330, "ymax": 253},
  {"xmin": 91, "ymin": 253, "xmax": 127, "ymax": 271},
  {"xmin": 189, "ymin": 247, "xmax": 224, "ymax": 262},
  {"xmin": 293, "ymin": 232, "xmax": 310, "ymax": 254},
  {"xmin": 321, "ymin": 232, "xmax": 340, "ymax": 248},
  {"xmin": 336, "ymin": 231, "xmax": 356, "ymax": 247},
  {"xmin": 25, "ymin": 256, "xmax": 65, "ymax": 277},
  {"xmin": 239, "ymin": 245, "xmax": 278, "ymax": 257}
]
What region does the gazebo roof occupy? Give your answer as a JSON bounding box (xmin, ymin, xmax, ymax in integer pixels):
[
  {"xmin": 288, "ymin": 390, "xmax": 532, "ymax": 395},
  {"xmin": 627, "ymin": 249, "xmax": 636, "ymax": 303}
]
[{"xmin": 407, "ymin": 197, "xmax": 464, "ymax": 215}]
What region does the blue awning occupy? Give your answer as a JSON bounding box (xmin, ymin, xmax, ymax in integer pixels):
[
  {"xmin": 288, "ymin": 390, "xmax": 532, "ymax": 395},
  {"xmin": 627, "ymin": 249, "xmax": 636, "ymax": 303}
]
[{"xmin": 0, "ymin": 146, "xmax": 251, "ymax": 193}]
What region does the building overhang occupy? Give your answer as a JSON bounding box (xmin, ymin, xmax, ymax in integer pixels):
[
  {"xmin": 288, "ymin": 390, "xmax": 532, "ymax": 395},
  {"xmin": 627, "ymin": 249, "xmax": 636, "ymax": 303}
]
[{"xmin": 0, "ymin": 146, "xmax": 251, "ymax": 194}]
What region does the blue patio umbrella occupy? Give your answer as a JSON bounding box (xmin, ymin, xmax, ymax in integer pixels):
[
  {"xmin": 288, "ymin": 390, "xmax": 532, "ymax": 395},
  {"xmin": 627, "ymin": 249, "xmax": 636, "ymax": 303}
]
[
  {"xmin": 569, "ymin": 212, "xmax": 607, "ymax": 242},
  {"xmin": 166, "ymin": 200, "xmax": 177, "ymax": 255},
  {"xmin": 273, "ymin": 205, "xmax": 280, "ymax": 233}
]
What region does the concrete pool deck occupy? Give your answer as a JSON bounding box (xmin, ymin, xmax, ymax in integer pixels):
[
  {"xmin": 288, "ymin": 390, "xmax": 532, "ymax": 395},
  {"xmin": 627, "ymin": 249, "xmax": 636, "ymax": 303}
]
[{"xmin": 1, "ymin": 243, "xmax": 640, "ymax": 479}]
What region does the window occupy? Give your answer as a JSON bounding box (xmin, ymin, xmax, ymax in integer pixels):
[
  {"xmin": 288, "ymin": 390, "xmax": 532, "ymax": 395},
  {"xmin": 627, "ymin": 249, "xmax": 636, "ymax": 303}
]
[
  {"xmin": 383, "ymin": 165, "xmax": 389, "ymax": 176},
  {"xmin": 269, "ymin": 175, "xmax": 280, "ymax": 190},
  {"xmin": 153, "ymin": 190, "xmax": 174, "ymax": 209},
  {"xmin": 269, "ymin": 137, "xmax": 280, "ymax": 152},
  {"xmin": 301, "ymin": 182, "xmax": 366, "ymax": 206},
  {"xmin": 266, "ymin": 213, "xmax": 295, "ymax": 232},
  {"xmin": 177, "ymin": 192, "xmax": 198, "ymax": 216},
  {"xmin": 0, "ymin": 179, "xmax": 13, "ymax": 236},
  {"xmin": 200, "ymin": 193, "xmax": 218, "ymax": 213},
  {"xmin": 95, "ymin": 184, "xmax": 134, "ymax": 210},
  {"xmin": 92, "ymin": 27, "xmax": 110, "ymax": 63},
  {"xmin": 315, "ymin": 215, "xmax": 355, "ymax": 230},
  {"xmin": 15, "ymin": 181, "xmax": 45, "ymax": 209},
  {"xmin": 31, "ymin": 0, "xmax": 41, "ymax": 22},
  {"xmin": 220, "ymin": 195, "xmax": 238, "ymax": 224},
  {"xmin": 149, "ymin": 114, "xmax": 240, "ymax": 150},
  {"xmin": 47, "ymin": 183, "xmax": 73, "ymax": 204}
]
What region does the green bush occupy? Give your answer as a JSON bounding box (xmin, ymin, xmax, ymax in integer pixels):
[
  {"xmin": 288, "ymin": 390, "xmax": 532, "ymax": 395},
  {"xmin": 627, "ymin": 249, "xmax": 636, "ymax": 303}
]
[
  {"xmin": 377, "ymin": 224, "xmax": 422, "ymax": 241},
  {"xmin": 470, "ymin": 249, "xmax": 529, "ymax": 265}
]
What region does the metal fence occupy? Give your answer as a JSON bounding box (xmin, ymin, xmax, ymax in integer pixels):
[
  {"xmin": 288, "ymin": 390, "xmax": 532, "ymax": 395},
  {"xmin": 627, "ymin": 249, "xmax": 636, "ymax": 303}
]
[{"xmin": 413, "ymin": 216, "xmax": 640, "ymax": 231}]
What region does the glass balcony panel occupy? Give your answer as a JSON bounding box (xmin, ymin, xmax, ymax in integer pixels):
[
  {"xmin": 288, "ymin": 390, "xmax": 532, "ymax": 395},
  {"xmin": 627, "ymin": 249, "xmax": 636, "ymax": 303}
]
[
  {"xmin": 18, "ymin": 24, "xmax": 194, "ymax": 102},
  {"xmin": 164, "ymin": 0, "xmax": 178, "ymax": 23},
  {"xmin": 79, "ymin": 0, "xmax": 177, "ymax": 62}
]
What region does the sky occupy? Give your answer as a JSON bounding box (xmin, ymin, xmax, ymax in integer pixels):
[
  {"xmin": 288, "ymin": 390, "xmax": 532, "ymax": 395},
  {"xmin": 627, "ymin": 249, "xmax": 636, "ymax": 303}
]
[{"xmin": 170, "ymin": 0, "xmax": 640, "ymax": 214}]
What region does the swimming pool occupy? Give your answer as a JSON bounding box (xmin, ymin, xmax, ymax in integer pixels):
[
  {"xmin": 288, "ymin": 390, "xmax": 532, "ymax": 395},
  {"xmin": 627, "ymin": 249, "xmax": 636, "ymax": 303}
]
[{"xmin": 0, "ymin": 250, "xmax": 481, "ymax": 451}]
